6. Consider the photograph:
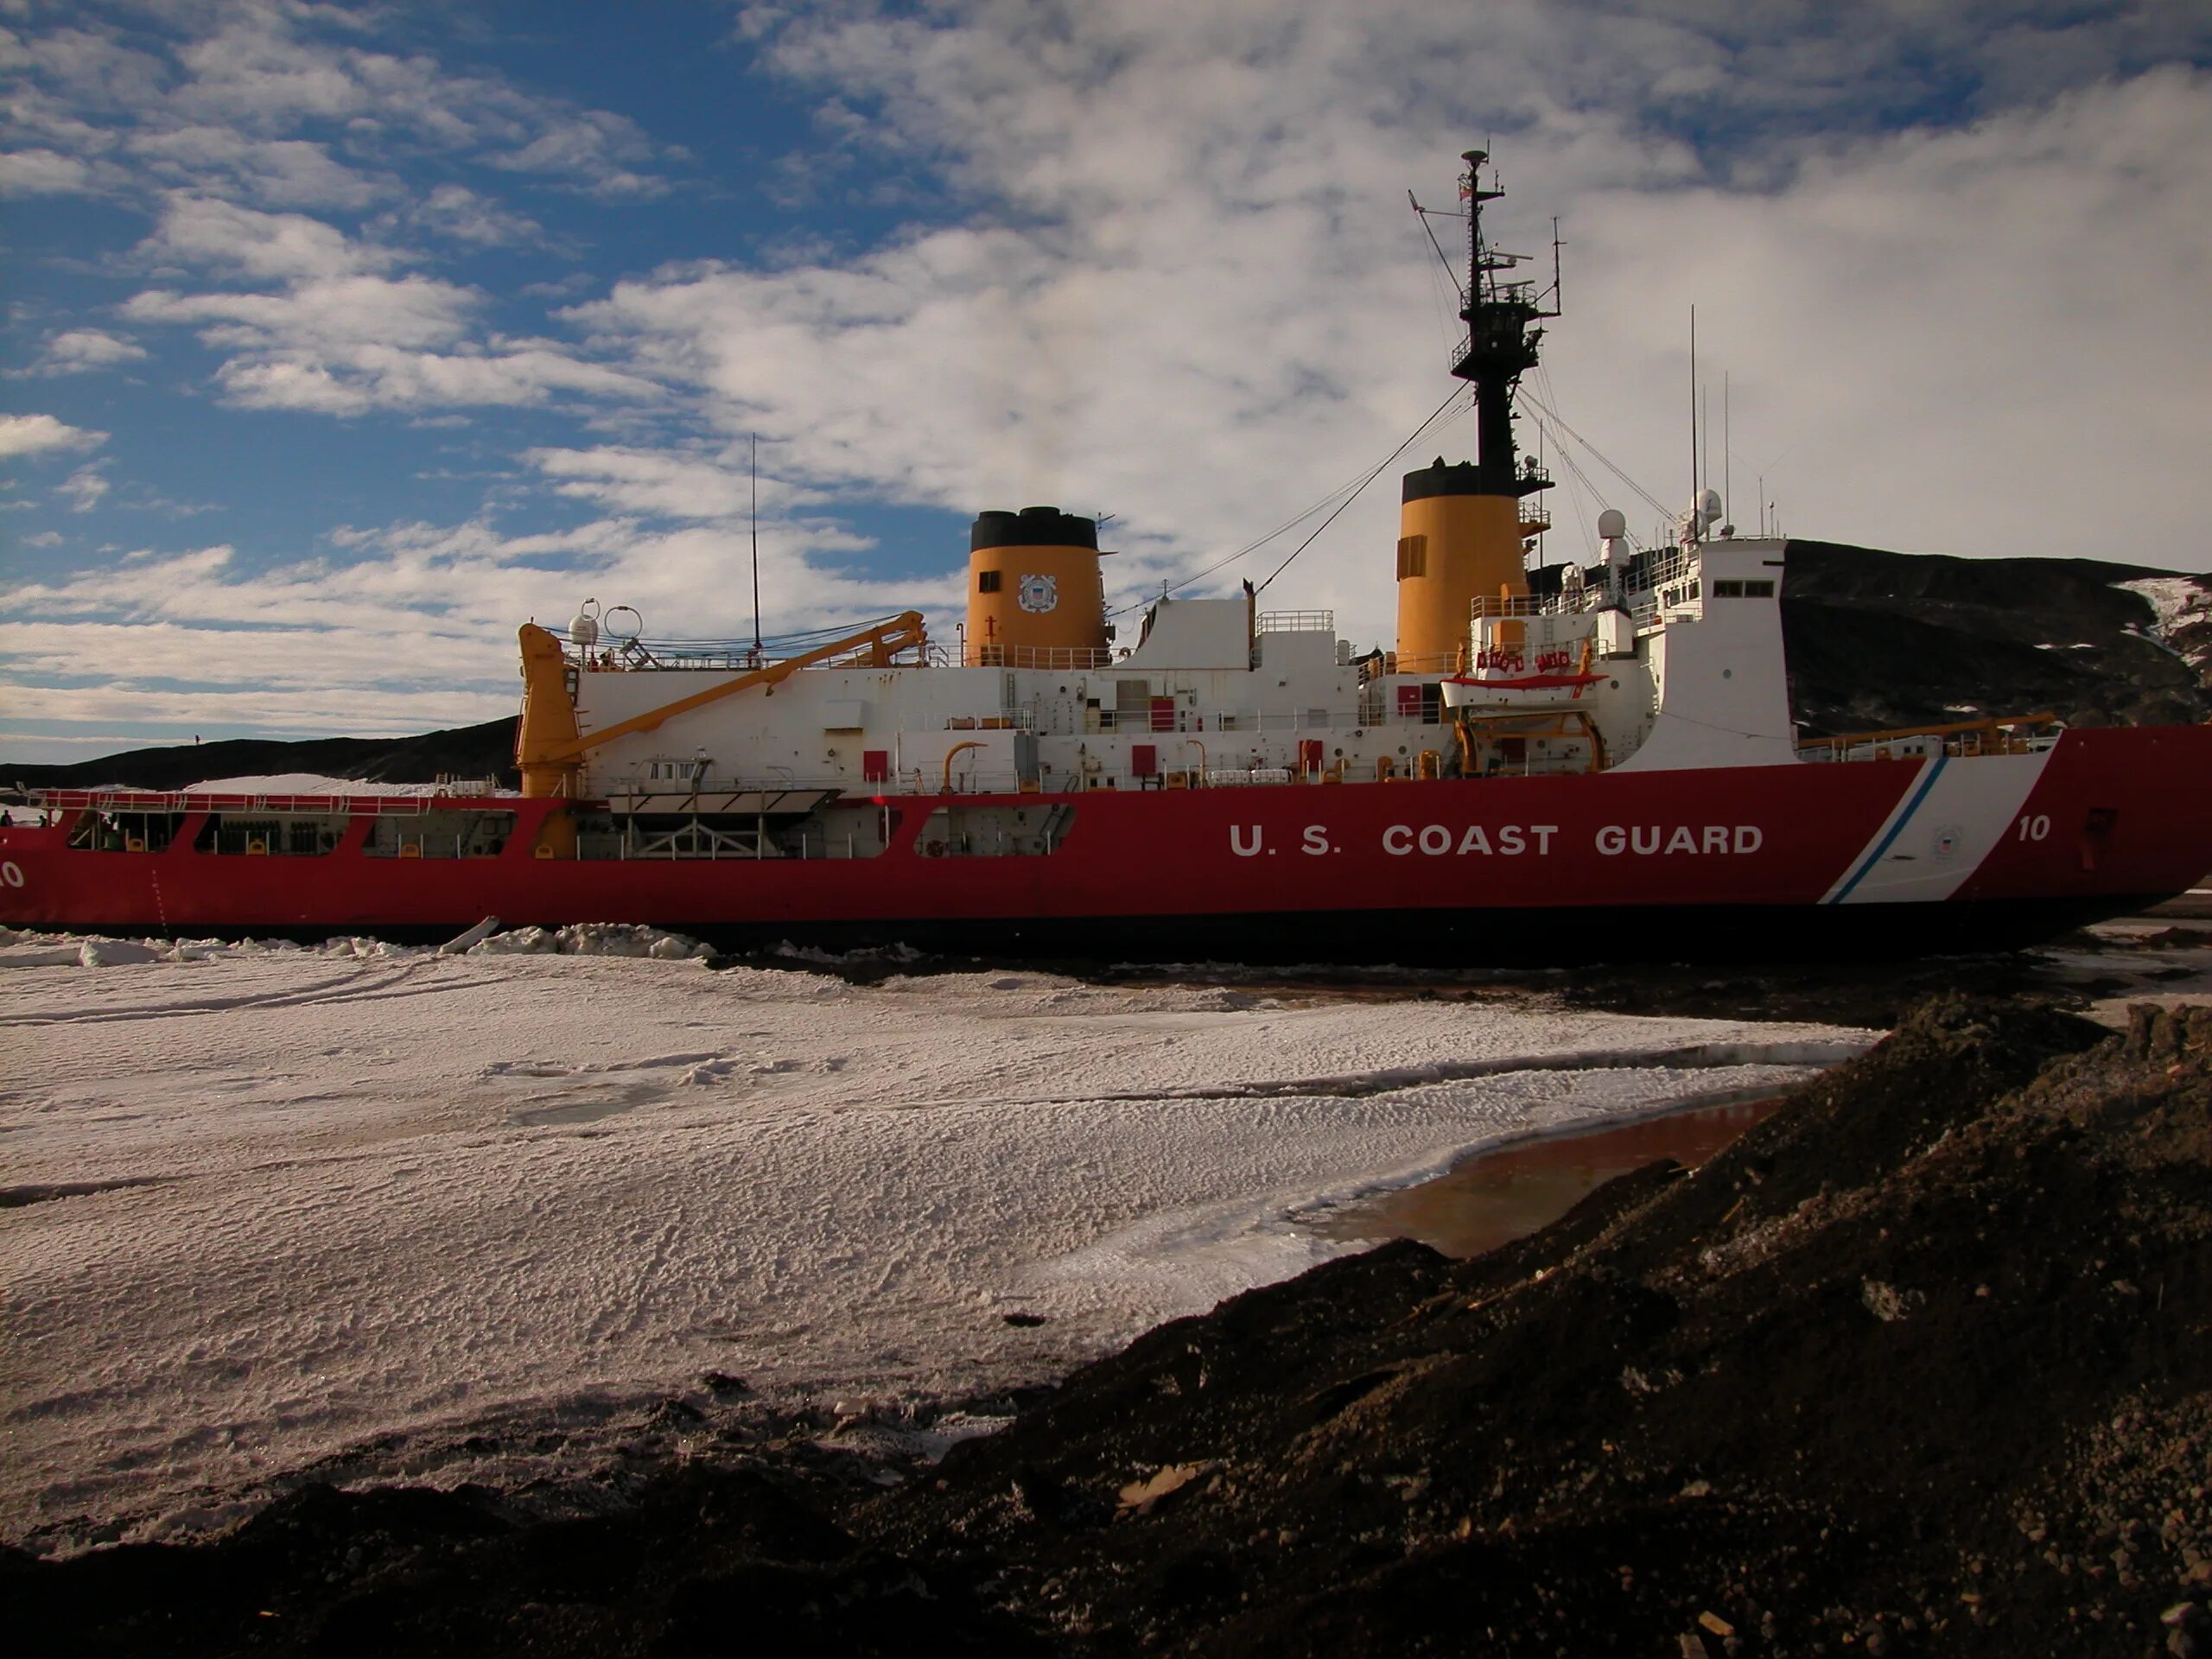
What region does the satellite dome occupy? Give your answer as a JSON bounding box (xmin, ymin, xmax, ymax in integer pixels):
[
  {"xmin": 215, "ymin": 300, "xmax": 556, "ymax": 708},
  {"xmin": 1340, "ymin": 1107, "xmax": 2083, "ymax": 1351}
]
[
  {"xmin": 568, "ymin": 599, "xmax": 600, "ymax": 648},
  {"xmin": 1596, "ymin": 508, "xmax": 1628, "ymax": 539}
]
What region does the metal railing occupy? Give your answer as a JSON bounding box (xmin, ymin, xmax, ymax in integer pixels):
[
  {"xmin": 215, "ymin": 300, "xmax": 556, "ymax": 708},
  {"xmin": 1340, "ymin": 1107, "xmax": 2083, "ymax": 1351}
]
[
  {"xmin": 567, "ymin": 628, "xmax": 931, "ymax": 675},
  {"xmin": 1467, "ymin": 594, "xmax": 1554, "ymax": 620},
  {"xmin": 1798, "ymin": 714, "xmax": 2061, "ymax": 764},
  {"xmin": 958, "ymin": 643, "xmax": 1115, "ymax": 670},
  {"xmin": 1255, "ymin": 610, "xmax": 1335, "ymax": 634},
  {"xmin": 27, "ymin": 788, "xmax": 466, "ymax": 815}
]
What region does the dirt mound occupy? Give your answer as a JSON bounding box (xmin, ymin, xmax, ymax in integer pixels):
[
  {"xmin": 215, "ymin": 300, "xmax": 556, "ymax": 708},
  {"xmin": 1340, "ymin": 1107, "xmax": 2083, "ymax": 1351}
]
[{"xmin": 9, "ymin": 999, "xmax": 2210, "ymax": 1656}]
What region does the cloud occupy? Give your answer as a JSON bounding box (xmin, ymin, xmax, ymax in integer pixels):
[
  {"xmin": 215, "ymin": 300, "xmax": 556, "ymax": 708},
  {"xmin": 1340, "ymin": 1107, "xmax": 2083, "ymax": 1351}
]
[
  {"xmin": 128, "ymin": 124, "xmax": 388, "ymax": 210},
  {"xmin": 5, "ymin": 1, "xmax": 681, "ymax": 203},
  {"xmin": 8, "ymin": 1, "xmax": 2212, "ymax": 756},
  {"xmin": 485, "ymin": 109, "xmax": 669, "ymax": 200},
  {"xmin": 28, "ymin": 327, "xmax": 149, "ymax": 374},
  {"xmin": 139, "ymin": 191, "xmax": 404, "ymax": 280},
  {"xmin": 127, "ymin": 272, "xmax": 475, "ymax": 353},
  {"xmin": 540, "ymin": 2, "xmax": 2212, "ymax": 654},
  {"xmin": 162, "ymin": 333, "xmax": 664, "ymax": 416},
  {"xmin": 0, "ymin": 146, "xmax": 98, "ymax": 194},
  {"xmin": 0, "ymin": 482, "xmax": 964, "ymax": 748},
  {"xmin": 0, "ymin": 413, "xmax": 108, "ymax": 459},
  {"xmin": 123, "ymin": 201, "xmax": 659, "ymax": 414},
  {"xmin": 57, "ymin": 465, "xmax": 110, "ymax": 512},
  {"xmin": 402, "ymin": 182, "xmax": 546, "ymax": 248},
  {"xmin": 524, "ymin": 444, "xmax": 823, "ymax": 521}
]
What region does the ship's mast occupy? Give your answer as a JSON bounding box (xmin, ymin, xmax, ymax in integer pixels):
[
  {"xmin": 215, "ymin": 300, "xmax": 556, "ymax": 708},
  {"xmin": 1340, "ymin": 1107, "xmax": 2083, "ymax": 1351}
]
[
  {"xmin": 1453, "ymin": 149, "xmax": 1554, "ymax": 500},
  {"xmin": 1393, "ymin": 149, "xmax": 1558, "ymax": 675}
]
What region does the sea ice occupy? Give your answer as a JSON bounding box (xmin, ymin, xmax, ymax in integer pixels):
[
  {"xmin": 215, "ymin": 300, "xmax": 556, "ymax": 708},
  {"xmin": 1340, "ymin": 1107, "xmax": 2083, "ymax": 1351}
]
[{"xmin": 0, "ymin": 939, "xmax": 1872, "ymax": 1548}]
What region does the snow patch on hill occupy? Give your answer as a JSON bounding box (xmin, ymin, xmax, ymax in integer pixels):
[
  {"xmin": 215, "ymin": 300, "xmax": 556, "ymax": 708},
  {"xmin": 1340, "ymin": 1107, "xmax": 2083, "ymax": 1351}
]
[{"xmin": 2118, "ymin": 574, "xmax": 2212, "ymax": 673}]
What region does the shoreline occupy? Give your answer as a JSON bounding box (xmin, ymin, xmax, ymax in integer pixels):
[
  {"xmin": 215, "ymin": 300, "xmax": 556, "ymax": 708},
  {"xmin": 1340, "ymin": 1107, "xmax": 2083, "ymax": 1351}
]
[{"xmin": 1302, "ymin": 1081, "xmax": 1797, "ymax": 1258}]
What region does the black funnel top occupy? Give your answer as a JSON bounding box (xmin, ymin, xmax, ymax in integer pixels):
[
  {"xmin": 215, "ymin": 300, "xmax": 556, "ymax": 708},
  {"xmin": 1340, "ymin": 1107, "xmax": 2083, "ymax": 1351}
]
[
  {"xmin": 971, "ymin": 506, "xmax": 1098, "ymax": 552},
  {"xmin": 1402, "ymin": 459, "xmax": 1489, "ymax": 503}
]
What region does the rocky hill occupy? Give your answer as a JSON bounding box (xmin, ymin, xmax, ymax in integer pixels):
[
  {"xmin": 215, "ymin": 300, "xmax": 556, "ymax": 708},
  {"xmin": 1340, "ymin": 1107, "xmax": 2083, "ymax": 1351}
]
[
  {"xmin": 10, "ymin": 545, "xmax": 2209, "ymax": 789},
  {"xmin": 6, "ymin": 716, "xmax": 518, "ymax": 793},
  {"xmin": 1778, "ymin": 542, "xmax": 2211, "ymax": 735}
]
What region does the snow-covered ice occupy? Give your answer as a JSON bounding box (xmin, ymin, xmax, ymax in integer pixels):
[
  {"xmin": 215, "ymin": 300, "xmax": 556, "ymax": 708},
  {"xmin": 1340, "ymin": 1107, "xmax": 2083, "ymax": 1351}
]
[{"xmin": 0, "ymin": 934, "xmax": 1873, "ymax": 1548}]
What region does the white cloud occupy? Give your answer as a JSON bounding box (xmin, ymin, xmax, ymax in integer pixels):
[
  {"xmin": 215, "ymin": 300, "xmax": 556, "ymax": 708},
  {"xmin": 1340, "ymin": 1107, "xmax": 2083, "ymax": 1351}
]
[
  {"xmin": 485, "ymin": 109, "xmax": 669, "ymax": 200},
  {"xmin": 0, "ymin": 145, "xmax": 97, "ymax": 194},
  {"xmin": 5, "ymin": 1, "xmax": 679, "ymax": 202},
  {"xmin": 120, "ymin": 191, "xmax": 659, "ymax": 416},
  {"xmin": 128, "ymin": 272, "xmax": 474, "ymax": 352},
  {"xmin": 139, "ymin": 191, "xmax": 403, "ymax": 280},
  {"xmin": 30, "ymin": 327, "xmax": 148, "ymax": 374},
  {"xmin": 0, "ymin": 490, "xmax": 963, "ymax": 747},
  {"xmin": 186, "ymin": 335, "xmax": 665, "ymax": 416},
  {"xmin": 7, "ymin": 1, "xmax": 2212, "ymax": 753},
  {"xmin": 403, "ymin": 182, "xmax": 546, "ymax": 248},
  {"xmin": 524, "ymin": 445, "xmax": 823, "ymax": 521},
  {"xmin": 0, "ymin": 413, "xmax": 108, "ymax": 459},
  {"xmin": 128, "ymin": 125, "xmax": 388, "ymax": 210},
  {"xmin": 539, "ymin": 2, "xmax": 2212, "ymax": 658},
  {"xmin": 57, "ymin": 465, "xmax": 109, "ymax": 512}
]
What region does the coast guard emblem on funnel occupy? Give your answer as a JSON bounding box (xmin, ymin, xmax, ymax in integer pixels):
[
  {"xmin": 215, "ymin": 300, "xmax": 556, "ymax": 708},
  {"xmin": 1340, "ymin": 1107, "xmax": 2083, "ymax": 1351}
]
[{"xmin": 1018, "ymin": 573, "xmax": 1058, "ymax": 613}]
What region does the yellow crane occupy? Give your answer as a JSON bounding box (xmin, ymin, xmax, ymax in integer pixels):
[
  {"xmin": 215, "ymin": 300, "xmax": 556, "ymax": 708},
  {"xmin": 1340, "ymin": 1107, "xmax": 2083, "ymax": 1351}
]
[{"xmin": 514, "ymin": 613, "xmax": 927, "ymax": 802}]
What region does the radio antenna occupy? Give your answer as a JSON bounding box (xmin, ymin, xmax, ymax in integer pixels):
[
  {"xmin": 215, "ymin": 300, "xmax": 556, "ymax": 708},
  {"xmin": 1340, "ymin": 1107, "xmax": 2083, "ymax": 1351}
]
[
  {"xmin": 749, "ymin": 433, "xmax": 763, "ymax": 655},
  {"xmin": 1688, "ymin": 306, "xmax": 1699, "ymax": 539}
]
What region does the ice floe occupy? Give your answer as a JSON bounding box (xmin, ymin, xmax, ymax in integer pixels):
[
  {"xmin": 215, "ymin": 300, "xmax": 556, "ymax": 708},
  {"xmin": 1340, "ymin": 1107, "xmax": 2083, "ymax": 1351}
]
[{"xmin": 0, "ymin": 940, "xmax": 1875, "ymax": 1548}]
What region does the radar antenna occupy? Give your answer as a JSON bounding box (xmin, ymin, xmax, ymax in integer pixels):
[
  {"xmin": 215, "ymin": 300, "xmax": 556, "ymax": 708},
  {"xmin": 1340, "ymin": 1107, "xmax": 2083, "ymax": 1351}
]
[{"xmin": 1453, "ymin": 149, "xmax": 1556, "ymax": 500}]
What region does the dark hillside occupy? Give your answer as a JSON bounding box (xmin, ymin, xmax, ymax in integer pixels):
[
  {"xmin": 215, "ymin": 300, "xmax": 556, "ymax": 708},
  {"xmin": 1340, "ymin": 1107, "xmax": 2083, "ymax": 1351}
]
[
  {"xmin": 7, "ymin": 716, "xmax": 517, "ymax": 792},
  {"xmin": 1777, "ymin": 542, "xmax": 2209, "ymax": 734}
]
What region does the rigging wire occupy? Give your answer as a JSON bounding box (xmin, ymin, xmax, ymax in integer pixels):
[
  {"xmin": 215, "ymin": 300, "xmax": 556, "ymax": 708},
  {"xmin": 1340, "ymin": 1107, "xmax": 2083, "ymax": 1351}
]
[
  {"xmin": 630, "ymin": 613, "xmax": 912, "ymax": 652},
  {"xmin": 1529, "ymin": 364, "xmax": 1615, "ymax": 547},
  {"xmin": 1408, "ymin": 193, "xmax": 1466, "ymax": 305},
  {"xmin": 1513, "ymin": 384, "xmax": 1672, "ymax": 522},
  {"xmin": 1107, "ymin": 385, "xmax": 1469, "ymax": 615},
  {"xmin": 1421, "ymin": 244, "xmax": 1466, "ymax": 365},
  {"xmin": 1254, "ymin": 385, "xmax": 1466, "ymax": 594},
  {"xmin": 1546, "ymin": 441, "xmax": 1611, "ymax": 548},
  {"xmin": 1529, "ymin": 369, "xmax": 1598, "ymax": 561},
  {"xmin": 1103, "ymin": 471, "xmax": 1369, "ymax": 620}
]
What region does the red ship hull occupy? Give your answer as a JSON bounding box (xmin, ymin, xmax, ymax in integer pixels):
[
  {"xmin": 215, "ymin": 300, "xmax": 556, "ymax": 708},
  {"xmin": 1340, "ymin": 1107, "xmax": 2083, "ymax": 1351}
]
[{"xmin": 3, "ymin": 727, "xmax": 2207, "ymax": 964}]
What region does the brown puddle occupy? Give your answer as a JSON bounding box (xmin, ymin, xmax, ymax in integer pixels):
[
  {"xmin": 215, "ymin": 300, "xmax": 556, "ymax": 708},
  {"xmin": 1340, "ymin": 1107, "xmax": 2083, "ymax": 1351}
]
[{"xmin": 1308, "ymin": 1089, "xmax": 1789, "ymax": 1260}]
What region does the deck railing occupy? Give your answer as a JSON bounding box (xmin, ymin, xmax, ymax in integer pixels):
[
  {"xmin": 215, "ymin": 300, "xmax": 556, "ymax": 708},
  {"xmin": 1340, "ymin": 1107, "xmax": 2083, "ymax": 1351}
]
[
  {"xmin": 1798, "ymin": 713, "xmax": 2062, "ymax": 764},
  {"xmin": 25, "ymin": 789, "xmax": 466, "ymax": 814}
]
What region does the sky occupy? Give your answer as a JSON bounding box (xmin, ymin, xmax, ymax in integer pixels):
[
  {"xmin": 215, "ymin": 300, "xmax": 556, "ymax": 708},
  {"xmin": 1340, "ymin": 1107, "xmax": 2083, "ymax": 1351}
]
[{"xmin": 3, "ymin": 0, "xmax": 2209, "ymax": 762}]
